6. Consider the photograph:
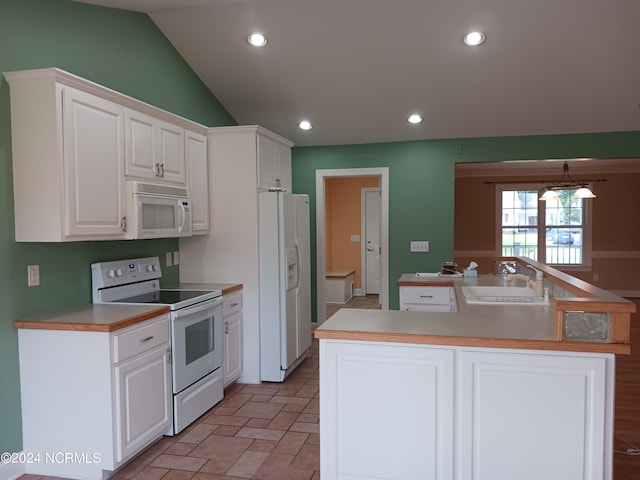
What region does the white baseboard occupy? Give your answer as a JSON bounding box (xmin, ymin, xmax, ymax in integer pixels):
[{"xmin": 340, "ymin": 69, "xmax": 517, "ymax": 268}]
[{"xmin": 0, "ymin": 454, "xmax": 25, "ymax": 480}]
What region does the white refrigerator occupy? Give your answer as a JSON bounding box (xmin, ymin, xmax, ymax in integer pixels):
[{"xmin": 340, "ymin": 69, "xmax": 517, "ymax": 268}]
[{"xmin": 259, "ymin": 191, "xmax": 312, "ymax": 382}]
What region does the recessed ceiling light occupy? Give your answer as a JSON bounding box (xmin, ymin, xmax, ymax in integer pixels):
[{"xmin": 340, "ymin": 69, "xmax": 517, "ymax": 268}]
[
  {"xmin": 298, "ymin": 120, "xmax": 313, "ymax": 130},
  {"xmin": 407, "ymin": 114, "xmax": 423, "ymax": 124},
  {"xmin": 247, "ymin": 33, "xmax": 268, "ymax": 47},
  {"xmin": 464, "ymin": 31, "xmax": 486, "ymax": 46}
]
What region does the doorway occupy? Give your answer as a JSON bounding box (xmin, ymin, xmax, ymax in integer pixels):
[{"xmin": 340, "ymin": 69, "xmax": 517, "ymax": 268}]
[{"xmin": 316, "ymin": 168, "xmax": 389, "ymax": 325}]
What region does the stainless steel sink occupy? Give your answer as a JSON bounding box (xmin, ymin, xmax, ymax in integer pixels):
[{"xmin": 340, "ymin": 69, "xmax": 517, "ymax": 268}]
[{"xmin": 462, "ymin": 286, "xmax": 549, "ymax": 305}]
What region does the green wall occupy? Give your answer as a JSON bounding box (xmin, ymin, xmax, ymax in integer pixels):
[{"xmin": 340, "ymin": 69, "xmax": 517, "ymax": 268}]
[
  {"xmin": 0, "ymin": 0, "xmax": 235, "ymax": 454},
  {"xmin": 291, "ymin": 131, "xmax": 640, "ymax": 317}
]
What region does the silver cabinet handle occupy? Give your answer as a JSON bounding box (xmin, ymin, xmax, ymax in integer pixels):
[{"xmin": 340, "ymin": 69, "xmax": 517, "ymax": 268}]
[
  {"xmin": 230, "ymin": 302, "xmax": 239, "ymax": 307},
  {"xmin": 140, "ymin": 335, "xmax": 154, "ymax": 343},
  {"xmin": 419, "ymin": 295, "xmax": 434, "ymax": 299}
]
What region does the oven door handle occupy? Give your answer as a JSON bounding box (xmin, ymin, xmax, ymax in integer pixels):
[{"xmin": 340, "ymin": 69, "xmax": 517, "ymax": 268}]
[{"xmin": 172, "ymin": 296, "xmax": 223, "ymax": 319}]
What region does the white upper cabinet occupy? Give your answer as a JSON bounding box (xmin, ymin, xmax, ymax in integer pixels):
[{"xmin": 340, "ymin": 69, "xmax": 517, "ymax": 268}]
[
  {"xmin": 257, "ymin": 132, "xmax": 292, "ymax": 191},
  {"xmin": 4, "ymin": 67, "xmax": 208, "ymax": 241},
  {"xmin": 185, "ymin": 130, "xmax": 209, "ymax": 233},
  {"xmin": 125, "ymin": 109, "xmax": 186, "ymax": 185},
  {"xmin": 5, "ymin": 67, "xmax": 128, "ymax": 242}
]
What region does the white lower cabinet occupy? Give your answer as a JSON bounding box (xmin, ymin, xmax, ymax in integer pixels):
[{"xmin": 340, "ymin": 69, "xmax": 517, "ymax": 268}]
[
  {"xmin": 223, "ymin": 292, "xmax": 243, "ymax": 387},
  {"xmin": 457, "ymin": 350, "xmax": 610, "ymax": 480},
  {"xmin": 320, "ymin": 340, "xmax": 455, "ymax": 480},
  {"xmin": 114, "ymin": 345, "xmax": 172, "ymax": 462},
  {"xmin": 17, "ymin": 314, "xmax": 172, "ymax": 480},
  {"xmin": 399, "ymin": 286, "xmax": 457, "ymax": 312},
  {"xmin": 319, "ymin": 339, "xmax": 614, "ymax": 480}
]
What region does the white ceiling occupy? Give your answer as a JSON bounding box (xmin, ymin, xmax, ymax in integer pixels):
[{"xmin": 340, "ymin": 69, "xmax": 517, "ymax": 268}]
[{"xmin": 73, "ymin": 0, "xmax": 640, "ymax": 147}]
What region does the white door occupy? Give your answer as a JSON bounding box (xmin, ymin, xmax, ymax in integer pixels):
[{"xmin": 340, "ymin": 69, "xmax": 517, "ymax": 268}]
[
  {"xmin": 280, "ymin": 192, "xmax": 298, "ymax": 369},
  {"xmin": 295, "ymin": 195, "xmax": 312, "ymax": 357},
  {"xmin": 363, "ymin": 188, "xmax": 381, "ymax": 294}
]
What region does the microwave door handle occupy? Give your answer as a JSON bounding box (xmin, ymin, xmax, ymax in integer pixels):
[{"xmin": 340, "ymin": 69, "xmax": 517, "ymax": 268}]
[{"xmin": 178, "ymin": 201, "xmax": 186, "ymax": 234}]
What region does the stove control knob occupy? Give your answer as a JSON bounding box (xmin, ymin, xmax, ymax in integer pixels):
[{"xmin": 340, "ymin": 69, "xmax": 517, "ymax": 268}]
[
  {"xmin": 107, "ymin": 269, "xmax": 116, "ymax": 278},
  {"xmin": 146, "ymin": 265, "xmax": 155, "ymax": 272},
  {"xmin": 115, "ymin": 268, "xmax": 123, "ymax": 277}
]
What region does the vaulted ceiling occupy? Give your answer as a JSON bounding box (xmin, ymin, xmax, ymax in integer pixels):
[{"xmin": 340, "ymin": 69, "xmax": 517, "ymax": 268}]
[{"xmin": 73, "ymin": 0, "xmax": 640, "ymax": 147}]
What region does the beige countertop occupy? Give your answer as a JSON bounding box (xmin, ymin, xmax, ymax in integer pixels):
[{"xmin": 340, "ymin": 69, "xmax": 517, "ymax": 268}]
[
  {"xmin": 14, "ymin": 304, "xmax": 171, "ymax": 332},
  {"xmin": 315, "ymin": 271, "xmax": 632, "ymax": 355},
  {"xmin": 13, "ymin": 283, "xmax": 243, "ymax": 333}
]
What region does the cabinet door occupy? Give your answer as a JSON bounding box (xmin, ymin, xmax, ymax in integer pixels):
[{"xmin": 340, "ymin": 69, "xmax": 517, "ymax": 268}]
[
  {"xmin": 158, "ymin": 120, "xmax": 186, "ymax": 184},
  {"xmin": 124, "ymin": 110, "xmax": 186, "ymax": 184},
  {"xmin": 257, "ymin": 134, "xmax": 291, "ymax": 191},
  {"xmin": 223, "ymin": 311, "xmax": 243, "ymax": 387},
  {"xmin": 186, "ymin": 130, "xmax": 209, "ymax": 233},
  {"xmin": 457, "ymin": 350, "xmax": 610, "ymax": 480},
  {"xmin": 320, "ymin": 340, "xmax": 454, "ymax": 480},
  {"xmin": 114, "ymin": 345, "xmax": 172, "ymax": 463},
  {"xmin": 62, "ymin": 87, "xmax": 127, "ymax": 239},
  {"xmin": 125, "ymin": 109, "xmax": 157, "ymax": 180}
]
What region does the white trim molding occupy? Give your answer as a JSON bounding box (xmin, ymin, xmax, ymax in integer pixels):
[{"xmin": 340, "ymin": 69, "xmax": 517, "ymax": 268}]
[
  {"xmin": 0, "ymin": 453, "xmax": 25, "ymax": 480},
  {"xmin": 316, "ymin": 167, "xmax": 389, "ymax": 325}
]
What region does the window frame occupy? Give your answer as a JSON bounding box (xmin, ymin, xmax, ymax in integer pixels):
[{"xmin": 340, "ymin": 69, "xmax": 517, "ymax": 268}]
[{"xmin": 494, "ymin": 183, "xmax": 593, "ymax": 270}]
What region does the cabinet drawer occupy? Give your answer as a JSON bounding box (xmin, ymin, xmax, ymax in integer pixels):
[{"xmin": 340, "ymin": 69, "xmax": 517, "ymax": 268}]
[
  {"xmin": 223, "ymin": 293, "xmax": 242, "ymax": 317},
  {"xmin": 400, "ymin": 287, "xmax": 452, "ymax": 305},
  {"xmin": 112, "ymin": 316, "xmax": 170, "ymax": 363}
]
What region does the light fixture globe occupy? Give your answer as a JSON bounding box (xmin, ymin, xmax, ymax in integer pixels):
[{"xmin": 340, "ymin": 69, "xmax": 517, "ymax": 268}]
[
  {"xmin": 539, "ymin": 189, "xmax": 560, "ymax": 201},
  {"xmin": 572, "ymin": 186, "xmax": 596, "ymax": 199}
]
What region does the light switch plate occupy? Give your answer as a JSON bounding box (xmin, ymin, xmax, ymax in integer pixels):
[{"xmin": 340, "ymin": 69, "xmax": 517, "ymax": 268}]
[
  {"xmin": 410, "ymin": 241, "xmax": 430, "ymax": 252},
  {"xmin": 27, "ymin": 264, "xmax": 40, "ymax": 286},
  {"xmin": 173, "ymin": 251, "xmax": 180, "ymax": 266},
  {"xmin": 166, "ymin": 252, "xmax": 172, "ymax": 267}
]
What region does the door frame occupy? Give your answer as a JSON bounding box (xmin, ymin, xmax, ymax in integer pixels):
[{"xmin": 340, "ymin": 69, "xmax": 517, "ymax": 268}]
[
  {"xmin": 315, "ymin": 167, "xmax": 389, "ymax": 325},
  {"xmin": 361, "ymin": 187, "xmax": 381, "ymax": 295}
]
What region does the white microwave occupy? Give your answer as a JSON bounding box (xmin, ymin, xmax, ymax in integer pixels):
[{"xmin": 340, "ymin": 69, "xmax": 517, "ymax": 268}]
[{"xmin": 127, "ymin": 182, "xmax": 192, "ymax": 239}]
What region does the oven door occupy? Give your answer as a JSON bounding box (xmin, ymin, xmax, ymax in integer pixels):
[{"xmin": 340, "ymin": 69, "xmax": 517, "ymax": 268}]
[{"xmin": 171, "ymin": 297, "xmax": 223, "ymax": 393}]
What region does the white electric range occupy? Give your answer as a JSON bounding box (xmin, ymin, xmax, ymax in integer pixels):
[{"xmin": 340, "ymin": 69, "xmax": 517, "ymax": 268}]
[{"xmin": 91, "ymin": 256, "xmax": 224, "ymax": 435}]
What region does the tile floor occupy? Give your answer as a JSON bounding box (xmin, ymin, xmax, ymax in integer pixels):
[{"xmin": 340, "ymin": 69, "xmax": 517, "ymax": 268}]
[
  {"xmin": 111, "ymin": 340, "xmax": 324, "ymax": 480},
  {"xmin": 18, "ymin": 295, "xmax": 377, "ymax": 480}
]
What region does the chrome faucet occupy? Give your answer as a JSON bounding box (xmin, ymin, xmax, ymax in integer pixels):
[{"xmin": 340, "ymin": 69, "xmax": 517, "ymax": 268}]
[{"xmin": 506, "ymin": 266, "xmax": 545, "ymax": 296}]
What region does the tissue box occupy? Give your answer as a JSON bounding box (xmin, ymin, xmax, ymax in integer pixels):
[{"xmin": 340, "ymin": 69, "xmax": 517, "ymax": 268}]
[{"xmin": 463, "ymin": 268, "xmax": 478, "ymax": 278}]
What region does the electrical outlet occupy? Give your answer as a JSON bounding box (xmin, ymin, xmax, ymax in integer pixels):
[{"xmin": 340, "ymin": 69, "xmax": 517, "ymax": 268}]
[
  {"xmin": 27, "ymin": 264, "xmax": 40, "ymax": 287},
  {"xmin": 593, "ymin": 273, "xmax": 599, "ymax": 282},
  {"xmin": 410, "ymin": 241, "xmax": 430, "ymax": 252},
  {"xmin": 166, "ymin": 252, "xmax": 172, "ymax": 267},
  {"xmin": 173, "ymin": 251, "xmax": 180, "ymax": 266}
]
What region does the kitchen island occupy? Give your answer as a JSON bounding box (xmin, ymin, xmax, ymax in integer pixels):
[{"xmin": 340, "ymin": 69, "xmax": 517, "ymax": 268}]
[{"xmin": 314, "ymin": 258, "xmax": 634, "ymax": 480}]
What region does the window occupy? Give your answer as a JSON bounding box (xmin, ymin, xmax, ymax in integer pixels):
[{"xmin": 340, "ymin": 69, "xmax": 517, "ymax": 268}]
[{"xmin": 497, "ymin": 185, "xmax": 591, "ymax": 267}]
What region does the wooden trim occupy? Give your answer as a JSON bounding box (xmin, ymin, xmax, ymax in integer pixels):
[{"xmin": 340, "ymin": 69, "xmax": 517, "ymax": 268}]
[
  {"xmin": 314, "ymin": 329, "xmax": 631, "ymax": 355},
  {"xmin": 397, "ymin": 280, "xmax": 455, "ymax": 287},
  {"xmin": 221, "ymin": 284, "xmax": 243, "ymax": 296},
  {"xmin": 13, "ymin": 307, "xmax": 171, "ymax": 332},
  {"xmin": 610, "ymin": 312, "xmax": 631, "ymax": 344}
]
